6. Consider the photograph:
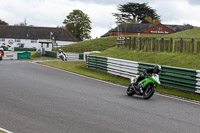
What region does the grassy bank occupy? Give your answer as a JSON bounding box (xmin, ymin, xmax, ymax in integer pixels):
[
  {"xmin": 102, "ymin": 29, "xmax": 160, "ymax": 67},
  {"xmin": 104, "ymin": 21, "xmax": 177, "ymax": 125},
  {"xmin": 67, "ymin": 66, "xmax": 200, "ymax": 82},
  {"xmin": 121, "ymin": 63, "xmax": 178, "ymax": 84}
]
[
  {"xmin": 92, "ymin": 47, "xmax": 200, "ymax": 70},
  {"xmin": 166, "ymin": 27, "xmax": 200, "ymax": 38},
  {"xmin": 53, "ymin": 36, "xmax": 118, "ymax": 53},
  {"xmin": 38, "ymin": 61, "xmax": 200, "ymax": 101}
]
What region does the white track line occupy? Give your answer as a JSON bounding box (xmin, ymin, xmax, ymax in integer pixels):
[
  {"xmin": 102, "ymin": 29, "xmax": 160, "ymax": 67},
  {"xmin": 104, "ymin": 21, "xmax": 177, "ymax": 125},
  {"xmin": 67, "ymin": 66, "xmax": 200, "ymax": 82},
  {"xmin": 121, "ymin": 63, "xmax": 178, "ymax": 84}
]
[
  {"xmin": 32, "ymin": 62, "xmax": 200, "ymax": 106},
  {"xmin": 0, "ymin": 128, "xmax": 13, "ymax": 133}
]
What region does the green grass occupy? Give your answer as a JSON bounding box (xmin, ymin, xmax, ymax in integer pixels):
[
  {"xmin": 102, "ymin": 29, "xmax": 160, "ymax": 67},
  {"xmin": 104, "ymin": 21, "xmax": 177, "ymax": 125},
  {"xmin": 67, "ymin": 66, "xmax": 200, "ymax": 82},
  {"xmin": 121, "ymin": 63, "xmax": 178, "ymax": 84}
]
[
  {"xmin": 92, "ymin": 47, "xmax": 200, "ymax": 70},
  {"xmin": 166, "ymin": 27, "xmax": 200, "ymax": 38},
  {"xmin": 38, "ymin": 61, "xmax": 200, "ymax": 101},
  {"xmin": 0, "ymin": 130, "xmax": 6, "ymax": 133},
  {"xmin": 53, "ymin": 36, "xmax": 118, "ymax": 53}
]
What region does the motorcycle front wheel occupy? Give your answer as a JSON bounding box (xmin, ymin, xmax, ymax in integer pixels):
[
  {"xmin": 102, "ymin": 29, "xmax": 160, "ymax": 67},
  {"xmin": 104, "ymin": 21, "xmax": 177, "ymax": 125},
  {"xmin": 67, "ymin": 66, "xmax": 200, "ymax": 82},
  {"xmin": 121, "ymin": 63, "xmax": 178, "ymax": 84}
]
[
  {"xmin": 143, "ymin": 84, "xmax": 155, "ymax": 100},
  {"xmin": 127, "ymin": 84, "xmax": 135, "ymax": 96}
]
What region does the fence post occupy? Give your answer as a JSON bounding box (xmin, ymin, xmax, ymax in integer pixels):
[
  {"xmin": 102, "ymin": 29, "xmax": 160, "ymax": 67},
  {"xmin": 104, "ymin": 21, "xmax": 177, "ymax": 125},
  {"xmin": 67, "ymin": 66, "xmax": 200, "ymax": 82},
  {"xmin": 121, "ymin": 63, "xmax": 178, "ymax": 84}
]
[
  {"xmin": 160, "ymin": 38, "xmax": 164, "ymax": 52},
  {"xmin": 197, "ymin": 41, "xmax": 200, "ymax": 53},
  {"xmin": 180, "ymin": 38, "xmax": 183, "ymax": 53},
  {"xmin": 129, "ymin": 37, "xmax": 132, "ymax": 49},
  {"xmin": 132, "ymin": 37, "xmax": 136, "ymax": 50},
  {"xmin": 191, "ymin": 38, "xmax": 194, "ymax": 53},
  {"xmin": 139, "ymin": 37, "xmax": 142, "ymax": 51},
  {"xmin": 170, "ymin": 38, "xmax": 173, "ymax": 52},
  {"xmin": 152, "ymin": 38, "xmax": 155, "ymax": 52}
]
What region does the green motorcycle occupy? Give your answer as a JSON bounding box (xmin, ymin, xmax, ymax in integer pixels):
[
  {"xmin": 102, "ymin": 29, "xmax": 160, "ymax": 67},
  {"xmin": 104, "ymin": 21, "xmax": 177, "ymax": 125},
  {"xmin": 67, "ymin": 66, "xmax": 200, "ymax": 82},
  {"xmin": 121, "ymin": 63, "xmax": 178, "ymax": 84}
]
[{"xmin": 127, "ymin": 74, "xmax": 161, "ymax": 99}]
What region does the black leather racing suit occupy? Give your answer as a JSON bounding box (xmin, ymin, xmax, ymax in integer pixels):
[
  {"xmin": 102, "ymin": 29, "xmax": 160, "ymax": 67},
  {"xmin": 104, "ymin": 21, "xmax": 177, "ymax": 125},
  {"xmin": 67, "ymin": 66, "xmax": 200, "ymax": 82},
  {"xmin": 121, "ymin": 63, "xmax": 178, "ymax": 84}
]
[{"xmin": 136, "ymin": 67, "xmax": 158, "ymax": 84}]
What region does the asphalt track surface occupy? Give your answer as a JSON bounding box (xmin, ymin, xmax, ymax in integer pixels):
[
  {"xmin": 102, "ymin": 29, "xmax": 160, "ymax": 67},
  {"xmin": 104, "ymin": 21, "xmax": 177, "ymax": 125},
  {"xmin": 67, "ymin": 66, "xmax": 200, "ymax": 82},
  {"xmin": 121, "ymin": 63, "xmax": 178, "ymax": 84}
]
[{"xmin": 0, "ymin": 60, "xmax": 200, "ymax": 133}]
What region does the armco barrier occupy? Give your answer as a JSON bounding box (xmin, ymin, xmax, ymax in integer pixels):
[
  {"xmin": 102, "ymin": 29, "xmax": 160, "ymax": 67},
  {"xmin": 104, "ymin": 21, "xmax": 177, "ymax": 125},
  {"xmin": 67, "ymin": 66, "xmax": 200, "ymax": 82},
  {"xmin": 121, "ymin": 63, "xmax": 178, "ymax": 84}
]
[
  {"xmin": 66, "ymin": 53, "xmax": 83, "ymax": 61},
  {"xmin": 138, "ymin": 62, "xmax": 198, "ymax": 92},
  {"xmin": 43, "ymin": 51, "xmax": 84, "ymax": 61},
  {"xmin": 87, "ymin": 55, "xmax": 200, "ymax": 94},
  {"xmin": 45, "ymin": 51, "xmax": 57, "ymax": 58},
  {"xmin": 14, "ymin": 47, "xmax": 36, "ymax": 51},
  {"xmin": 17, "ymin": 52, "xmax": 31, "ymax": 59}
]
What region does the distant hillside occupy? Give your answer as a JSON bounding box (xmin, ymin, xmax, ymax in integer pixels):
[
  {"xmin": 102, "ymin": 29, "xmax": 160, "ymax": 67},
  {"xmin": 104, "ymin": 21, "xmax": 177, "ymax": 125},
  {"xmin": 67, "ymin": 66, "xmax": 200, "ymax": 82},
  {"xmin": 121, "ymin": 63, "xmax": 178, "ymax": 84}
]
[
  {"xmin": 166, "ymin": 27, "xmax": 200, "ymax": 38},
  {"xmin": 53, "ymin": 36, "xmax": 117, "ymax": 53},
  {"xmin": 54, "ymin": 27, "xmax": 200, "ymax": 53}
]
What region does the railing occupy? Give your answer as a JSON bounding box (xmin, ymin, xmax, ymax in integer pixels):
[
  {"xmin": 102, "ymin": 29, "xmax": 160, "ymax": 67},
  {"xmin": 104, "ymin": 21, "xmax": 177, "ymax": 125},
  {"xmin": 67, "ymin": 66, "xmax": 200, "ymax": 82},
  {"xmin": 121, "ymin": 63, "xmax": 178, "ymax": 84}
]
[
  {"xmin": 44, "ymin": 51, "xmax": 84, "ymax": 61},
  {"xmin": 87, "ymin": 55, "xmax": 200, "ymax": 94}
]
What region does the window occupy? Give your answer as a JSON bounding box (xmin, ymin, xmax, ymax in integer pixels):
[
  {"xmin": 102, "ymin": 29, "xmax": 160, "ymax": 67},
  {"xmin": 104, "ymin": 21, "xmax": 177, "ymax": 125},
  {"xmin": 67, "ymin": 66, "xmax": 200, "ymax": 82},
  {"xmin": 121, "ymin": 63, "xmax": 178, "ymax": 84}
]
[
  {"xmin": 15, "ymin": 39, "xmax": 21, "ymax": 42},
  {"xmin": 31, "ymin": 40, "xmax": 37, "ymax": 43},
  {"xmin": 0, "ymin": 38, "xmax": 5, "ymax": 42},
  {"xmin": 158, "ymin": 27, "xmax": 162, "ymax": 31}
]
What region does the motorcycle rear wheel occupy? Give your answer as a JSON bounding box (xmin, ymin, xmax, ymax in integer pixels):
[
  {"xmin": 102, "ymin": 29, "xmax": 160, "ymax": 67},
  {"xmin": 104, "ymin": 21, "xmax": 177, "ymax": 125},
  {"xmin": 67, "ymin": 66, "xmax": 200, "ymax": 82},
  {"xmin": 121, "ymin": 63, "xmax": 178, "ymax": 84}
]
[
  {"xmin": 127, "ymin": 84, "xmax": 135, "ymax": 96},
  {"xmin": 143, "ymin": 84, "xmax": 155, "ymax": 100}
]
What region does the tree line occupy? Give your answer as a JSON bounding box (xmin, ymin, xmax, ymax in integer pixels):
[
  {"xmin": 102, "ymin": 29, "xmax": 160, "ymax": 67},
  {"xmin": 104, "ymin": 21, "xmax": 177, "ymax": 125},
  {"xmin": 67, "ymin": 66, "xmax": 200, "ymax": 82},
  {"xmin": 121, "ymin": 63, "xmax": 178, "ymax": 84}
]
[{"xmin": 0, "ymin": 2, "xmax": 161, "ymax": 41}]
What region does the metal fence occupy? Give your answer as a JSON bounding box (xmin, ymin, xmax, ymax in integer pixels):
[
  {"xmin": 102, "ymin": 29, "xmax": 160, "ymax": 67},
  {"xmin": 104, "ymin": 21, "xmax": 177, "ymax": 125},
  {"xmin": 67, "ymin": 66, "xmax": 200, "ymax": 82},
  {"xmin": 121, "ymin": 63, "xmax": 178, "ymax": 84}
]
[{"xmin": 87, "ymin": 55, "xmax": 200, "ymax": 94}]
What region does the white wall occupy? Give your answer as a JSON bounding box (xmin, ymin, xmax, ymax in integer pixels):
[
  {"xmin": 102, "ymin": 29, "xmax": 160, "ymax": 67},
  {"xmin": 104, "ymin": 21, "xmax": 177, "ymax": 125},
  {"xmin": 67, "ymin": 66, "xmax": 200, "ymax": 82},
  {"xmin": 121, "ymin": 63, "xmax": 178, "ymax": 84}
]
[
  {"xmin": 55, "ymin": 40, "xmax": 76, "ymax": 46},
  {"xmin": 0, "ymin": 38, "xmax": 76, "ymax": 51}
]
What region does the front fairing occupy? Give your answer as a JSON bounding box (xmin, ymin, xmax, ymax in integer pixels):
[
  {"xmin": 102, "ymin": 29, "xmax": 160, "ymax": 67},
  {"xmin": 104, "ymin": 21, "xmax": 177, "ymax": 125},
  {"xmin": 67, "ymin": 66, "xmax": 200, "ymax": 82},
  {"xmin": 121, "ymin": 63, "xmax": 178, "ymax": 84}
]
[{"xmin": 140, "ymin": 74, "xmax": 161, "ymax": 88}]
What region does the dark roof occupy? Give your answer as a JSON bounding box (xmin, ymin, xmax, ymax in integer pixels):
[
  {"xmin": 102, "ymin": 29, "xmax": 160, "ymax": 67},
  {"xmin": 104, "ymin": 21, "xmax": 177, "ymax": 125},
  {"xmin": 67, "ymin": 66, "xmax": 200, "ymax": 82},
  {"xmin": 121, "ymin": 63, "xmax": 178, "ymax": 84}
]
[
  {"xmin": 109, "ymin": 23, "xmax": 194, "ymax": 33},
  {"xmin": 0, "ymin": 25, "xmax": 77, "ymax": 42},
  {"xmin": 111, "ymin": 23, "xmax": 156, "ymax": 33},
  {"xmin": 165, "ymin": 25, "xmax": 194, "ymax": 32}
]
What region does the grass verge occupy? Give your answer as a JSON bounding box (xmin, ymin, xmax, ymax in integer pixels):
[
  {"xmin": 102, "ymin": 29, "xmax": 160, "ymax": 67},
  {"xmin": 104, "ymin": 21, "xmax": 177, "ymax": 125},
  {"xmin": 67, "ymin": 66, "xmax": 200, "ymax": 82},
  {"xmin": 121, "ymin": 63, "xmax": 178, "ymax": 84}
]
[
  {"xmin": 38, "ymin": 61, "xmax": 200, "ymax": 101},
  {"xmin": 0, "ymin": 130, "xmax": 7, "ymax": 133},
  {"xmin": 92, "ymin": 47, "xmax": 200, "ymax": 70}
]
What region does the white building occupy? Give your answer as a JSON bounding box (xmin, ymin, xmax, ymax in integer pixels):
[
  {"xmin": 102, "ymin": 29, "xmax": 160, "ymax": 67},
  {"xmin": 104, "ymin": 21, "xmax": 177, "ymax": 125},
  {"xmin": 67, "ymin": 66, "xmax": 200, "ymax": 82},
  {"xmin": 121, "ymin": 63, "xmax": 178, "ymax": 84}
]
[{"xmin": 0, "ymin": 25, "xmax": 77, "ymax": 51}]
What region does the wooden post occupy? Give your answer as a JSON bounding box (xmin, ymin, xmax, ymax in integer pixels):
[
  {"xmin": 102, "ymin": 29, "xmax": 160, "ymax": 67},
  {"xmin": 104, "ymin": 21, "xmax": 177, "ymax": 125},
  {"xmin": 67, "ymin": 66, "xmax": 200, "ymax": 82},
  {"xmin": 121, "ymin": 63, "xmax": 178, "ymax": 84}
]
[
  {"xmin": 191, "ymin": 38, "xmax": 194, "ymax": 53},
  {"xmin": 180, "ymin": 38, "xmax": 183, "ymax": 53},
  {"xmin": 139, "ymin": 37, "xmax": 142, "ymax": 51},
  {"xmin": 160, "ymin": 38, "xmax": 164, "ymax": 52},
  {"xmin": 132, "ymin": 37, "xmax": 136, "ymax": 50},
  {"xmin": 197, "ymin": 41, "xmax": 200, "ymax": 53},
  {"xmin": 152, "ymin": 38, "xmax": 155, "ymax": 52},
  {"xmin": 129, "ymin": 37, "xmax": 132, "ymax": 49},
  {"xmin": 170, "ymin": 38, "xmax": 173, "ymax": 52}
]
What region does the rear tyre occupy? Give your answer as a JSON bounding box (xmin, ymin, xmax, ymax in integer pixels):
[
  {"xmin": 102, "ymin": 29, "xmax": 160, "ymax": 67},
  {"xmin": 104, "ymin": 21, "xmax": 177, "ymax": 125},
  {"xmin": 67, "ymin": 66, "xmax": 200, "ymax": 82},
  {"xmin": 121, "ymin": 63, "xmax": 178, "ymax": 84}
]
[
  {"xmin": 127, "ymin": 84, "xmax": 135, "ymax": 96},
  {"xmin": 143, "ymin": 84, "xmax": 155, "ymax": 100}
]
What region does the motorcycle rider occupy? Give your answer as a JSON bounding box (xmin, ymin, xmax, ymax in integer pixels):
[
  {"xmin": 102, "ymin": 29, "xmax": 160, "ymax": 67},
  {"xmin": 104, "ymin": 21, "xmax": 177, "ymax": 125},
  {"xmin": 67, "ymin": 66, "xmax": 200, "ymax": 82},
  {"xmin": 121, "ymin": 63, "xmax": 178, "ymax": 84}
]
[
  {"xmin": 135, "ymin": 65, "xmax": 162, "ymax": 93},
  {"xmin": 59, "ymin": 49, "xmax": 63, "ymax": 54},
  {"xmin": 59, "ymin": 49, "xmax": 67, "ymax": 59}
]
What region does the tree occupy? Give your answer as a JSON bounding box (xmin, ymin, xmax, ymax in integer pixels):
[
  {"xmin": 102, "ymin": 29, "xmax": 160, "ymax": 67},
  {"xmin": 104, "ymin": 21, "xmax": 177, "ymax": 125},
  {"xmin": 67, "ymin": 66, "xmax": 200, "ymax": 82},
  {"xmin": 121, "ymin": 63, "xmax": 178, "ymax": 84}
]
[
  {"xmin": 113, "ymin": 2, "xmax": 161, "ymax": 24},
  {"xmin": 63, "ymin": 9, "xmax": 92, "ymax": 41},
  {"xmin": 0, "ymin": 19, "xmax": 8, "ymax": 25},
  {"xmin": 142, "ymin": 16, "xmax": 161, "ymax": 24}
]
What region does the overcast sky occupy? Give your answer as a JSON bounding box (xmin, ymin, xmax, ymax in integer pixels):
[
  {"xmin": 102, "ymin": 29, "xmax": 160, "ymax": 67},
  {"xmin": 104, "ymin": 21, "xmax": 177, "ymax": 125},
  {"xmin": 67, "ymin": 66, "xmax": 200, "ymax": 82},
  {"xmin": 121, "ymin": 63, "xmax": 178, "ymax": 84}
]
[{"xmin": 0, "ymin": 0, "xmax": 200, "ymax": 38}]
